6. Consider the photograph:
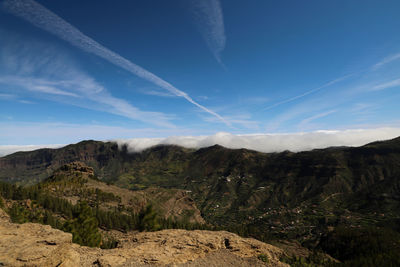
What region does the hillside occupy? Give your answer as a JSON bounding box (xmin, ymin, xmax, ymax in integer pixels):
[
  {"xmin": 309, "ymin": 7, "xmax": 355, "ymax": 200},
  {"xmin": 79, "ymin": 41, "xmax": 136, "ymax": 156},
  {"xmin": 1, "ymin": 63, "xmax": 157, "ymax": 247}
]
[
  {"xmin": 1, "ymin": 137, "xmax": 400, "ymax": 265},
  {"xmin": 0, "ymin": 162, "xmax": 336, "ymax": 266},
  {"xmin": 1, "ymin": 138, "xmax": 400, "ymax": 225},
  {"xmin": 39, "ymin": 162, "xmax": 204, "ymax": 224}
]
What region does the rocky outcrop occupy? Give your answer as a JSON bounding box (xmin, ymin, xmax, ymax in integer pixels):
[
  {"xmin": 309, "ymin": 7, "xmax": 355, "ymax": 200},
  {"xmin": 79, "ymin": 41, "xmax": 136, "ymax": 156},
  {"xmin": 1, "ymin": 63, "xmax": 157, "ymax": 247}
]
[
  {"xmin": 0, "ymin": 208, "xmax": 80, "ymax": 266},
  {"xmin": 106, "ymin": 229, "xmax": 286, "ymax": 266},
  {"xmin": 54, "ymin": 161, "xmax": 95, "ymax": 178},
  {"xmin": 0, "ymin": 208, "xmax": 287, "ymax": 266}
]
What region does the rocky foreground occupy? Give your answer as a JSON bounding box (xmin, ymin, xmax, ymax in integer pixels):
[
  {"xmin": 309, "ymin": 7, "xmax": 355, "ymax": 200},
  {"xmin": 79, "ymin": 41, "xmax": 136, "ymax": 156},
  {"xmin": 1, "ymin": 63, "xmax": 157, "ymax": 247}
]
[{"xmin": 0, "ymin": 209, "xmax": 287, "ymax": 266}]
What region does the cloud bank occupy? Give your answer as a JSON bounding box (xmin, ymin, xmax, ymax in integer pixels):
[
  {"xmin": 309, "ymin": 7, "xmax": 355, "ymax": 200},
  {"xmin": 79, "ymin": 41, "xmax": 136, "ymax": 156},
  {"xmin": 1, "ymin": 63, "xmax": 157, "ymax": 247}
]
[
  {"xmin": 188, "ymin": 0, "xmax": 226, "ymax": 63},
  {"xmin": 116, "ymin": 127, "xmax": 400, "ymax": 153},
  {"xmin": 1, "ymin": 0, "xmax": 227, "ymax": 124},
  {"xmin": 1, "ymin": 128, "xmax": 399, "ymax": 157}
]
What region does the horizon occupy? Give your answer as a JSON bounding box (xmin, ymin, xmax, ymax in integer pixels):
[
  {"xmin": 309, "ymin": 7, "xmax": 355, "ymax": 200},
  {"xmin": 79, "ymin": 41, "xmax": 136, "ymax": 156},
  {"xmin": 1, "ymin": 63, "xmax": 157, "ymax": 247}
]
[
  {"xmin": 1, "ymin": 0, "xmax": 400, "ymax": 150},
  {"xmin": 1, "ymin": 128, "xmax": 399, "ymax": 157}
]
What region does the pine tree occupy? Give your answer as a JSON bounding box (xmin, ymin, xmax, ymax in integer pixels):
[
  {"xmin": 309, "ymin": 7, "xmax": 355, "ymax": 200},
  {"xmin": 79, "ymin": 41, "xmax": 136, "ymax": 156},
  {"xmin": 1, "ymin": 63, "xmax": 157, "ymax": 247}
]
[
  {"xmin": 63, "ymin": 201, "xmax": 101, "ymax": 247},
  {"xmin": 138, "ymin": 204, "xmax": 160, "ymax": 232},
  {"xmin": 8, "ymin": 203, "xmax": 29, "ymax": 224},
  {"xmin": 43, "ymin": 210, "xmax": 56, "ymax": 227}
]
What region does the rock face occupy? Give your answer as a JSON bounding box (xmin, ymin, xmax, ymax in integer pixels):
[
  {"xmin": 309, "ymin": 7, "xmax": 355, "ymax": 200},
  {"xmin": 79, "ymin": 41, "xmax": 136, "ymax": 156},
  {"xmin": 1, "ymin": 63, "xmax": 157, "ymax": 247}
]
[
  {"xmin": 0, "ymin": 208, "xmax": 80, "ymax": 266},
  {"xmin": 0, "ymin": 208, "xmax": 288, "ymax": 266},
  {"xmin": 54, "ymin": 161, "xmax": 95, "ymax": 178}
]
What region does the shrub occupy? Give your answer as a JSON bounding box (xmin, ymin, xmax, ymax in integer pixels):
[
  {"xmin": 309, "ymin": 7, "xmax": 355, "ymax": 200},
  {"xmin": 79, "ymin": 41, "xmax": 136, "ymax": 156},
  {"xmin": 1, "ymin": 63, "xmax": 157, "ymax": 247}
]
[{"xmin": 258, "ymin": 254, "xmax": 269, "ymax": 263}]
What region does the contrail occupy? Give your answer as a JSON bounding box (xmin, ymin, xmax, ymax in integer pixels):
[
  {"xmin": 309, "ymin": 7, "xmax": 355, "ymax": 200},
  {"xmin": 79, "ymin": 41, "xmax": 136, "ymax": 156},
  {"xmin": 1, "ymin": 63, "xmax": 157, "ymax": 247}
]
[
  {"xmin": 1, "ymin": 0, "xmax": 229, "ymax": 125},
  {"xmin": 373, "ymin": 53, "xmax": 400, "ymax": 70},
  {"xmin": 261, "ymin": 74, "xmax": 354, "ymax": 111},
  {"xmin": 188, "ymin": 0, "xmax": 226, "ymax": 64},
  {"xmin": 262, "ymin": 52, "xmax": 400, "ymax": 112}
]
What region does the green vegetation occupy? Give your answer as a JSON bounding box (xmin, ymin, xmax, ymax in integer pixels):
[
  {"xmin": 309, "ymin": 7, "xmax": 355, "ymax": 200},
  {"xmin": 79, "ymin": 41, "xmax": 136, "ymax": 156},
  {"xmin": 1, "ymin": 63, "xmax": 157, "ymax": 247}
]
[
  {"xmin": 8, "ymin": 203, "xmax": 31, "ymax": 224},
  {"xmin": 63, "ymin": 201, "xmax": 101, "ymax": 247},
  {"xmin": 138, "ymin": 204, "xmax": 160, "ymax": 231},
  {"xmin": 280, "ymin": 253, "xmax": 337, "ymax": 267},
  {"xmin": 1, "ymin": 137, "xmax": 400, "ymax": 264},
  {"xmin": 257, "ymin": 253, "xmax": 269, "ymax": 263},
  {"xmin": 319, "ymin": 226, "xmax": 400, "ymax": 266},
  {"xmin": 1, "ymin": 177, "xmax": 400, "ymax": 265},
  {"xmin": 0, "ymin": 180, "xmax": 212, "ymax": 248},
  {"xmin": 100, "ymin": 234, "xmax": 119, "ymax": 249}
]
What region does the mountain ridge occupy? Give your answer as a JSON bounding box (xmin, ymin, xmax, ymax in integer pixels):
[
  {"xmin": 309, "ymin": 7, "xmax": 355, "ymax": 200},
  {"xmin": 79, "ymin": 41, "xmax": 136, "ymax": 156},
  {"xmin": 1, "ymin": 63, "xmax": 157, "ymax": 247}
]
[
  {"xmin": 1, "ymin": 137, "xmax": 400, "ymax": 265},
  {"xmin": 1, "ymin": 137, "xmax": 400, "ymax": 228}
]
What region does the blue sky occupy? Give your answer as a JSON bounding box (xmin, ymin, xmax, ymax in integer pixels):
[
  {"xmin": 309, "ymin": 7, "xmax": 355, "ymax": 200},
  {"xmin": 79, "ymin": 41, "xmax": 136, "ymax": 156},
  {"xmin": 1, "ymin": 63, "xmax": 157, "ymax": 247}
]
[{"xmin": 1, "ymin": 0, "xmax": 400, "ymax": 149}]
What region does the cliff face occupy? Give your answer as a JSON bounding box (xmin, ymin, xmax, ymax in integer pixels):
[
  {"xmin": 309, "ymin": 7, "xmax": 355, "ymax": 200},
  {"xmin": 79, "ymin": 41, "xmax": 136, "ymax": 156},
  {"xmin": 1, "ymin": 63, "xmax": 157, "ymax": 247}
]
[
  {"xmin": 0, "ymin": 141, "xmax": 121, "ymax": 185},
  {"xmin": 0, "ymin": 208, "xmax": 287, "ymax": 267},
  {"xmin": 2, "ymin": 138, "xmax": 400, "ymax": 197}
]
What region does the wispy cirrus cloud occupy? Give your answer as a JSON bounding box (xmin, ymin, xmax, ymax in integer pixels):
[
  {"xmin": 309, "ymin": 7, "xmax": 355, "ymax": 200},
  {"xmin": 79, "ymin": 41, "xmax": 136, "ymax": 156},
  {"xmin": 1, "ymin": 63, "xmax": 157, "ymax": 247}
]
[
  {"xmin": 261, "ymin": 48, "xmax": 400, "ymax": 120},
  {"xmin": 262, "ymin": 50, "xmax": 400, "ymax": 114},
  {"xmin": 17, "ymin": 99, "xmax": 34, "ymax": 104},
  {"xmin": 0, "ymin": 76, "xmax": 79, "ymax": 97},
  {"xmin": 262, "ymin": 74, "xmax": 354, "ymax": 111},
  {"xmin": 0, "ymin": 93, "xmax": 16, "ymax": 100},
  {"xmin": 138, "ymin": 87, "xmax": 177, "ymax": 98},
  {"xmin": 371, "ymin": 78, "xmax": 400, "ymax": 91},
  {"xmin": 1, "ymin": 75, "xmax": 175, "ymax": 127},
  {"xmin": 0, "ymin": 32, "xmax": 174, "ymax": 127},
  {"xmin": 187, "ymin": 0, "xmax": 226, "ymax": 64},
  {"xmin": 0, "ymin": 92, "xmax": 32, "ymax": 103},
  {"xmin": 373, "ymin": 53, "xmax": 400, "ymax": 70},
  {"xmin": 0, "ymin": 0, "xmax": 227, "ymax": 125},
  {"xmin": 298, "ymin": 110, "xmax": 337, "ymax": 130}
]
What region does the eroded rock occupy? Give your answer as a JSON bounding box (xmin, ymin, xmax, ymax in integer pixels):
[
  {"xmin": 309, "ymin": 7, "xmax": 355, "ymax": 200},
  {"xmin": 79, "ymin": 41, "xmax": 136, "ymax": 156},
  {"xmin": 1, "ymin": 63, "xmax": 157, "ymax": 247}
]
[{"xmin": 0, "ymin": 208, "xmax": 287, "ymax": 266}]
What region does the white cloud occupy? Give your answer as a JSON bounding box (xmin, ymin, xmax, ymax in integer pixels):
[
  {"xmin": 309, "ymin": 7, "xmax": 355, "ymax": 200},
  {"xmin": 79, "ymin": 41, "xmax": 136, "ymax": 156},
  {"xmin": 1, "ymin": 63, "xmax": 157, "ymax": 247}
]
[
  {"xmin": 18, "ymin": 99, "xmax": 34, "ymax": 104},
  {"xmin": 1, "ymin": 0, "xmax": 227, "ymax": 125},
  {"xmin": 0, "ymin": 121, "xmax": 196, "ymax": 148},
  {"xmin": 1, "ymin": 126, "xmax": 399, "ymax": 157},
  {"xmin": 0, "ymin": 32, "xmax": 174, "ymax": 127},
  {"xmin": 30, "ymin": 85, "xmax": 79, "ymax": 97},
  {"xmin": 262, "ymin": 74, "xmax": 353, "ymax": 111},
  {"xmin": 261, "ymin": 51, "xmax": 400, "ymax": 116},
  {"xmin": 117, "ymin": 127, "xmax": 400, "ymax": 153},
  {"xmin": 187, "ymin": 0, "xmax": 226, "ymax": 64},
  {"xmin": 372, "ymin": 78, "xmax": 400, "ymax": 91},
  {"xmin": 0, "ymin": 76, "xmax": 79, "ymax": 97},
  {"xmin": 373, "ymin": 53, "xmax": 400, "ymax": 70},
  {"xmin": 298, "ymin": 110, "xmax": 337, "ymax": 129},
  {"xmin": 0, "ymin": 93, "xmax": 16, "ymax": 99},
  {"xmin": 138, "ymin": 87, "xmax": 177, "ymax": 98}
]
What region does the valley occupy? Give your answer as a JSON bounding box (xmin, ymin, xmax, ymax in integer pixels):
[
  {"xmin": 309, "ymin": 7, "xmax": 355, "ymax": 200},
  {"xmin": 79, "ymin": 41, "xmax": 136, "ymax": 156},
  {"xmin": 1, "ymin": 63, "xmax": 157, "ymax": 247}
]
[{"xmin": 1, "ymin": 137, "xmax": 400, "ymax": 265}]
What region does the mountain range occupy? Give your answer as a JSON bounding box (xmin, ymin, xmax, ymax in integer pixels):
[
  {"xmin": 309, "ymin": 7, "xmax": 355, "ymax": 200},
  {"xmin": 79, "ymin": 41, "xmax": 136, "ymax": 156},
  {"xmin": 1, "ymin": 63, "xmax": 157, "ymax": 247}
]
[{"xmin": 1, "ymin": 137, "xmax": 400, "ymax": 265}]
